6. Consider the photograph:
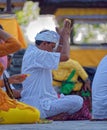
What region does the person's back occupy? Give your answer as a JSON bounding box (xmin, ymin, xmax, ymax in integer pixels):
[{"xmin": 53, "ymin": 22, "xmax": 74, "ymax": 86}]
[
  {"xmin": 92, "ymin": 55, "xmax": 107, "ymax": 120},
  {"xmin": 52, "ymin": 58, "xmax": 89, "ymax": 92}
]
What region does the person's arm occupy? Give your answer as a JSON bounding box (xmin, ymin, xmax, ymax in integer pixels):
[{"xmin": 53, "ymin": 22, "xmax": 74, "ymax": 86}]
[
  {"xmin": 0, "ymin": 74, "xmax": 28, "ymax": 88},
  {"xmin": 0, "ymin": 79, "xmax": 5, "ymax": 87},
  {"xmin": 0, "ymin": 63, "xmax": 4, "ymax": 76},
  {"xmin": 0, "ymin": 29, "xmax": 21, "ymax": 57},
  {"xmin": 73, "ymin": 60, "xmax": 91, "ymax": 91},
  {"xmin": 12, "ymin": 89, "xmax": 21, "ymax": 99},
  {"xmin": 56, "ymin": 19, "xmax": 72, "ymax": 62}
]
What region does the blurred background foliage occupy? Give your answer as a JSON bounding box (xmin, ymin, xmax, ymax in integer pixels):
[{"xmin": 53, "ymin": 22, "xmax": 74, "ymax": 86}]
[
  {"xmin": 13, "ymin": 0, "xmax": 107, "ymax": 44},
  {"xmin": 15, "ymin": 1, "xmax": 40, "ymax": 25}
]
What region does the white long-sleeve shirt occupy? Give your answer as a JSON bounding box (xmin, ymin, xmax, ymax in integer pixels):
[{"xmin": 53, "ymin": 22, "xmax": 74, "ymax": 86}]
[
  {"xmin": 20, "ymin": 44, "xmax": 60, "ymax": 118},
  {"xmin": 92, "ymin": 55, "xmax": 107, "ymax": 119}
]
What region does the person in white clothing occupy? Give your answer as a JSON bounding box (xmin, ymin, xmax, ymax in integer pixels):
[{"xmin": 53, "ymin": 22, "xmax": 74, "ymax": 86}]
[
  {"xmin": 92, "ymin": 55, "xmax": 107, "ymax": 120},
  {"xmin": 20, "ymin": 19, "xmax": 91, "ymax": 120}
]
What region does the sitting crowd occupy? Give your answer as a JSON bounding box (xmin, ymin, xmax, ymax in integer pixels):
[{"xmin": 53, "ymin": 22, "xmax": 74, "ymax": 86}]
[{"xmin": 0, "ymin": 18, "xmax": 107, "ymax": 124}]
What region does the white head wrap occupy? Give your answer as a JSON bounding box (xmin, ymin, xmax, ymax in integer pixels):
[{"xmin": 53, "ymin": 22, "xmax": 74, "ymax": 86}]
[{"xmin": 35, "ymin": 30, "xmax": 60, "ymax": 51}]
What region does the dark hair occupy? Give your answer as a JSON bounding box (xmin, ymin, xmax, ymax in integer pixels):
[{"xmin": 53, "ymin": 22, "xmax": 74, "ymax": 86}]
[
  {"xmin": 39, "ymin": 29, "xmax": 49, "ymax": 34},
  {"xmin": 35, "ymin": 30, "xmax": 49, "ymax": 45},
  {"xmin": 0, "ymin": 25, "xmax": 4, "ymax": 30},
  {"xmin": 35, "ymin": 30, "xmax": 50, "ymax": 45},
  {"xmin": 35, "ymin": 40, "xmax": 43, "ymax": 45},
  {"xmin": 35, "ymin": 40, "xmax": 51, "ymax": 46}
]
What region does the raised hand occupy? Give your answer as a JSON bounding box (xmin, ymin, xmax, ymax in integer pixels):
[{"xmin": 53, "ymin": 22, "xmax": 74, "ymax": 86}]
[{"xmin": 56, "ymin": 19, "xmax": 72, "ymax": 44}]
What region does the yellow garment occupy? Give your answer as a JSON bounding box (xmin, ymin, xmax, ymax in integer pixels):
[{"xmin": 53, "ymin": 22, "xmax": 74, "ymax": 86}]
[
  {"xmin": 70, "ymin": 48, "xmax": 107, "ymax": 67},
  {"xmin": 0, "ymin": 88, "xmax": 40, "ymax": 124},
  {"xmin": 0, "ymin": 17, "xmax": 27, "ymax": 48},
  {"xmin": 52, "ymin": 59, "xmax": 88, "ymax": 91},
  {"xmin": 0, "ymin": 65, "xmax": 40, "ymax": 124}
]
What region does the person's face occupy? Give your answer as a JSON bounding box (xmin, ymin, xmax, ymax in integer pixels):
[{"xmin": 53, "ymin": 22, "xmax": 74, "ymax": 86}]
[{"xmin": 41, "ymin": 42, "xmax": 56, "ymax": 52}]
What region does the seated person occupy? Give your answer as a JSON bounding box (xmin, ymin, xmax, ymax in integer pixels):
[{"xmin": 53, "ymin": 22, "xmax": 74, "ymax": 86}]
[
  {"xmin": 0, "ymin": 26, "xmax": 40, "ymax": 124},
  {"xmin": 1, "ymin": 54, "xmax": 21, "ymax": 99},
  {"xmin": 92, "ymin": 55, "xmax": 107, "ymax": 120},
  {"xmin": 52, "ymin": 58, "xmax": 91, "ymax": 112},
  {"xmin": 52, "ymin": 58, "xmax": 91, "ymax": 94},
  {"xmin": 20, "ymin": 19, "xmax": 91, "ymax": 121}
]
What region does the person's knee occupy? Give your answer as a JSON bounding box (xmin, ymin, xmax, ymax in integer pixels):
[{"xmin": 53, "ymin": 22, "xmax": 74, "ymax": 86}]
[
  {"xmin": 75, "ymin": 96, "xmax": 83, "ymax": 110},
  {"xmin": 69, "ymin": 95, "xmax": 83, "ymax": 113}
]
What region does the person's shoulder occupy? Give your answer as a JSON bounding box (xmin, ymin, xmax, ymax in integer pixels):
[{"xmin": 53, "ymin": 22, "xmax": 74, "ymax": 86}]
[{"xmin": 26, "ymin": 44, "xmax": 35, "ymax": 51}]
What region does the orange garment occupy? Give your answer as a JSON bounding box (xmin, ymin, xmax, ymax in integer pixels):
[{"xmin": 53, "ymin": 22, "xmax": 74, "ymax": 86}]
[
  {"xmin": 0, "ymin": 88, "xmax": 40, "ymax": 124},
  {"xmin": 0, "ymin": 56, "xmax": 7, "ymax": 70},
  {"xmin": 0, "ymin": 37, "xmax": 21, "ymax": 57},
  {"xmin": 0, "ymin": 63, "xmax": 4, "ymax": 76},
  {"xmin": 0, "ymin": 31, "xmax": 40, "ymax": 124},
  {"xmin": 0, "ymin": 36, "xmax": 21, "ymax": 86},
  {"xmin": 0, "ymin": 88, "xmax": 35, "ymax": 112}
]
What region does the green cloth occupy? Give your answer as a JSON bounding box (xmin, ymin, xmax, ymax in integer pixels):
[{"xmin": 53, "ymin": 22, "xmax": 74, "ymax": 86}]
[
  {"xmin": 81, "ymin": 90, "xmax": 90, "ymax": 97},
  {"xmin": 60, "ymin": 69, "xmax": 76, "ymax": 95}
]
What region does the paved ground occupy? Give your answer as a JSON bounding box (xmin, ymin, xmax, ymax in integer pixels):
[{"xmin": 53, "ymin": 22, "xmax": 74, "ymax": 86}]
[{"xmin": 0, "ymin": 121, "xmax": 107, "ymax": 130}]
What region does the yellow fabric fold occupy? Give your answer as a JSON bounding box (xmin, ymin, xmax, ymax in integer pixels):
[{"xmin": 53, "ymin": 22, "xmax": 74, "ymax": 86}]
[
  {"xmin": 52, "ymin": 59, "xmax": 88, "ymax": 91},
  {"xmin": 0, "ymin": 17, "xmax": 27, "ymax": 48}
]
